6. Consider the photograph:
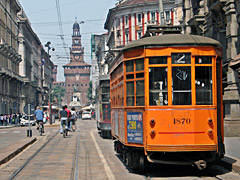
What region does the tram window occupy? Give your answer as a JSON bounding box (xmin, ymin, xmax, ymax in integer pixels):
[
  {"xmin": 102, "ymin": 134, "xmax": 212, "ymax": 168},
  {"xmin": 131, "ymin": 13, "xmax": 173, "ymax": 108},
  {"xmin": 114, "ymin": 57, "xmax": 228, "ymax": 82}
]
[
  {"xmin": 149, "ymin": 57, "xmax": 167, "ymax": 64},
  {"xmin": 195, "ymin": 56, "xmax": 212, "ymax": 64},
  {"xmin": 172, "ymin": 67, "xmax": 191, "ymax": 105},
  {"xmin": 149, "ymin": 67, "xmax": 168, "ymax": 106},
  {"xmin": 136, "ymin": 73, "xmax": 144, "ymax": 78},
  {"xmin": 195, "ymin": 66, "xmax": 212, "ymax": 105},
  {"xmin": 135, "ymin": 59, "xmax": 144, "ymax": 71},
  {"xmin": 126, "ymin": 60, "xmax": 134, "ymax": 72},
  {"xmin": 136, "ymin": 80, "xmax": 145, "ymax": 106},
  {"xmin": 126, "ymin": 74, "xmax": 134, "ymax": 79},
  {"xmin": 172, "ymin": 53, "xmax": 191, "ymax": 64},
  {"xmin": 126, "ymin": 81, "xmax": 134, "ymax": 106}
]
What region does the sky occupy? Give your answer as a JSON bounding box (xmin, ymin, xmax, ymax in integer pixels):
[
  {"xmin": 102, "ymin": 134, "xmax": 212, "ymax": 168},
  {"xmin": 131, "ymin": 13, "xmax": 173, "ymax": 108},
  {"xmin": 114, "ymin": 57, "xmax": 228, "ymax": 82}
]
[{"xmin": 18, "ymin": 0, "xmax": 117, "ymax": 81}]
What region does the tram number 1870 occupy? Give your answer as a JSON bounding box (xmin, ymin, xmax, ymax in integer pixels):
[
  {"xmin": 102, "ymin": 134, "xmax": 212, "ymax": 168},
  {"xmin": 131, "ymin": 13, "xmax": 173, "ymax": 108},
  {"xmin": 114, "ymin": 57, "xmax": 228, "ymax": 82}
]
[{"xmin": 173, "ymin": 118, "xmax": 191, "ymax": 125}]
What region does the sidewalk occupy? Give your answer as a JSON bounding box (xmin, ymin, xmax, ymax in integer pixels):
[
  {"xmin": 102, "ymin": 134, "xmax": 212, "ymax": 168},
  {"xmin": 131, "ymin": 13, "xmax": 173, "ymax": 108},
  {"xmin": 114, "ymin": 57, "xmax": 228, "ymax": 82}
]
[
  {"xmin": 219, "ymin": 137, "xmax": 240, "ymax": 174},
  {"xmin": 0, "ymin": 120, "xmax": 60, "ymax": 166}
]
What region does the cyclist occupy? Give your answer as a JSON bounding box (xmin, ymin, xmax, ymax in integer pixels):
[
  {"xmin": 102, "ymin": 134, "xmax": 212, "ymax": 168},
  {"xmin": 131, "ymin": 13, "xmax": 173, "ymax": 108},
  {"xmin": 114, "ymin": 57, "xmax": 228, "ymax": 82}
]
[
  {"xmin": 59, "ymin": 105, "xmax": 68, "ymax": 134},
  {"xmin": 34, "ymin": 106, "xmax": 44, "ymax": 133},
  {"xmin": 65, "ymin": 105, "xmax": 71, "ymax": 131}
]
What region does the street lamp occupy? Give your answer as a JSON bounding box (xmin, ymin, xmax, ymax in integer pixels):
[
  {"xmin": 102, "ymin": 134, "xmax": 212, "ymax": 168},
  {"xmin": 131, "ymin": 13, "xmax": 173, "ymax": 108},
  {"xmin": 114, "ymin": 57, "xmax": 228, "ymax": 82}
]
[{"xmin": 45, "ymin": 41, "xmax": 55, "ymax": 124}]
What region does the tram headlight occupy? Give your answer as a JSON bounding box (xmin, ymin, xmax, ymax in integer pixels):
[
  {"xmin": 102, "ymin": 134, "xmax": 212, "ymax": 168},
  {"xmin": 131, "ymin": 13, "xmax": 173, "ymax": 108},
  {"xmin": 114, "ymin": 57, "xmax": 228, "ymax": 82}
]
[
  {"xmin": 208, "ymin": 118, "xmax": 213, "ymax": 123},
  {"xmin": 208, "ymin": 129, "xmax": 213, "ymax": 134},
  {"xmin": 150, "ymin": 130, "xmax": 156, "ymax": 137},
  {"xmin": 150, "ymin": 119, "xmax": 155, "ymax": 126}
]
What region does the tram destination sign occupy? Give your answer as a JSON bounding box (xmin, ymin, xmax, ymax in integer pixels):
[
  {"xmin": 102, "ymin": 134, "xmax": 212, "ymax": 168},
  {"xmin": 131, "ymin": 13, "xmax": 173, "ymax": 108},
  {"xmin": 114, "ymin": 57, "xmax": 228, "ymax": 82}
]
[{"xmin": 127, "ymin": 112, "xmax": 143, "ymax": 144}]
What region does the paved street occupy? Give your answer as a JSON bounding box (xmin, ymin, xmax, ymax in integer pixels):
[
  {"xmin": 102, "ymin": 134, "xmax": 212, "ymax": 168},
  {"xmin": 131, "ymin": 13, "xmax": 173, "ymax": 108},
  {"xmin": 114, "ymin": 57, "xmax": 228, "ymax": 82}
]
[{"xmin": 0, "ymin": 119, "xmax": 240, "ymax": 180}]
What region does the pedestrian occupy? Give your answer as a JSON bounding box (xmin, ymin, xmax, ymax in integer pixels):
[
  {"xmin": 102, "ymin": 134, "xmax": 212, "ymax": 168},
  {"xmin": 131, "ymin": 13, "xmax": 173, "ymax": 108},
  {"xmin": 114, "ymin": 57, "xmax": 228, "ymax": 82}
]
[
  {"xmin": 34, "ymin": 106, "xmax": 45, "ymax": 133},
  {"xmin": 3, "ymin": 114, "xmax": 7, "ymax": 125},
  {"xmin": 70, "ymin": 107, "xmax": 77, "ymax": 131},
  {"xmin": 12, "ymin": 114, "xmax": 15, "ymax": 124},
  {"xmin": 0, "ymin": 114, "xmax": 3, "ymax": 126},
  {"xmin": 59, "ymin": 105, "xmax": 68, "ymax": 134},
  {"xmin": 15, "ymin": 113, "xmax": 19, "ymax": 124}
]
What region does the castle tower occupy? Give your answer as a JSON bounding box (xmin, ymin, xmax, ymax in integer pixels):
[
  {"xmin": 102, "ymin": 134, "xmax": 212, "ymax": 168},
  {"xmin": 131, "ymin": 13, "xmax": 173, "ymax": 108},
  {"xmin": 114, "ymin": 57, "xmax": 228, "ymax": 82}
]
[{"xmin": 63, "ymin": 19, "xmax": 91, "ymax": 106}]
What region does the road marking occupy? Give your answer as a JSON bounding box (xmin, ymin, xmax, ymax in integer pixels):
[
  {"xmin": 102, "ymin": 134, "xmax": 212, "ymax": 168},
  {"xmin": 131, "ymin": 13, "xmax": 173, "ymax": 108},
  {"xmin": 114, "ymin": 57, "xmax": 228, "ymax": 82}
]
[
  {"xmin": 90, "ymin": 132, "xmax": 115, "ymax": 180},
  {"xmin": 13, "ymin": 131, "xmax": 21, "ymax": 133},
  {"xmin": 0, "ymin": 131, "xmax": 8, "ymax": 134}
]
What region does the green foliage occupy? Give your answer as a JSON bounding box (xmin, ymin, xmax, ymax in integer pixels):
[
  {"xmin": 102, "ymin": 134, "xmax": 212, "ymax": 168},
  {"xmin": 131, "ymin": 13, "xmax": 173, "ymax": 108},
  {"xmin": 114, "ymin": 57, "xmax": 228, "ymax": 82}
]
[
  {"xmin": 87, "ymin": 81, "xmax": 92, "ymax": 100},
  {"xmin": 51, "ymin": 86, "xmax": 65, "ymax": 105}
]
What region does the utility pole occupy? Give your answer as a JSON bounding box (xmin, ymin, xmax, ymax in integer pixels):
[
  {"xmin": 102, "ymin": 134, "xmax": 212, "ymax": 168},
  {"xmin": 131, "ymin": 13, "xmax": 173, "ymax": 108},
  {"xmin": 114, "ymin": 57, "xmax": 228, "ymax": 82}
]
[{"xmin": 159, "ymin": 0, "xmax": 165, "ymax": 25}]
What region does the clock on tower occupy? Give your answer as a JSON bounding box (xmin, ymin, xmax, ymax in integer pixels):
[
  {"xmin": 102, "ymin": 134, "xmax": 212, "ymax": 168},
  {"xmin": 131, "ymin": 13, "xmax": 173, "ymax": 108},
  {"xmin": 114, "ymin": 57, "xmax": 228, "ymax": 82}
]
[{"xmin": 74, "ymin": 55, "xmax": 80, "ymax": 60}]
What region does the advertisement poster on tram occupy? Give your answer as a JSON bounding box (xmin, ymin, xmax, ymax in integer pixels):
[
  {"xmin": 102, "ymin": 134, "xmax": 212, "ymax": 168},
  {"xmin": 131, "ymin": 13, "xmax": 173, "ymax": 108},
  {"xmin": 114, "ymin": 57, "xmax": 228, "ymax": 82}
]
[{"xmin": 127, "ymin": 112, "xmax": 143, "ymax": 144}]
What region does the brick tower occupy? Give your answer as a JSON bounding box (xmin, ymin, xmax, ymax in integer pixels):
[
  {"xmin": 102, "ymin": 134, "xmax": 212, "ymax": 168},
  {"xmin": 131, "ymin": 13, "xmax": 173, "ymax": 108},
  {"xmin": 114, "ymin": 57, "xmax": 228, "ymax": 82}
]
[{"xmin": 63, "ymin": 19, "xmax": 91, "ymax": 106}]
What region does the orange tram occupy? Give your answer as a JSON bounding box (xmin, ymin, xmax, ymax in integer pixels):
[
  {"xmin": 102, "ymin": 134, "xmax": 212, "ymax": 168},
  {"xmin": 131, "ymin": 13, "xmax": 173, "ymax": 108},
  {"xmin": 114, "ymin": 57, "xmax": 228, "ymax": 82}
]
[{"xmin": 109, "ymin": 33, "xmax": 225, "ymax": 171}]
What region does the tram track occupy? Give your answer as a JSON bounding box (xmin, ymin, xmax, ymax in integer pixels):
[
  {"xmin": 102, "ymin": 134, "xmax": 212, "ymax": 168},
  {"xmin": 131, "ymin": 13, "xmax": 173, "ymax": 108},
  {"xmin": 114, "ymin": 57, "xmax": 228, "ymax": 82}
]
[
  {"xmin": 70, "ymin": 127, "xmax": 81, "ymax": 180},
  {"xmin": 8, "ymin": 130, "xmax": 59, "ymax": 180}
]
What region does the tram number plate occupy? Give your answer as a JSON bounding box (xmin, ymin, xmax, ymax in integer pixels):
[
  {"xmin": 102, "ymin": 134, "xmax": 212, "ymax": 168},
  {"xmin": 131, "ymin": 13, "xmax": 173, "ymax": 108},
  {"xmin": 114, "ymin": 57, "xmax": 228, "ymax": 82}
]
[{"xmin": 173, "ymin": 118, "xmax": 191, "ymax": 124}]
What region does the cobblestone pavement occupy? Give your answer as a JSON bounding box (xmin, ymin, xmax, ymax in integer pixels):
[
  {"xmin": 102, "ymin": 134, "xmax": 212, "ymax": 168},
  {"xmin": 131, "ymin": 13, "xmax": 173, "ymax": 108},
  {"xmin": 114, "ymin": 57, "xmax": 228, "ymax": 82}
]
[{"xmin": 0, "ymin": 119, "xmax": 240, "ymax": 180}]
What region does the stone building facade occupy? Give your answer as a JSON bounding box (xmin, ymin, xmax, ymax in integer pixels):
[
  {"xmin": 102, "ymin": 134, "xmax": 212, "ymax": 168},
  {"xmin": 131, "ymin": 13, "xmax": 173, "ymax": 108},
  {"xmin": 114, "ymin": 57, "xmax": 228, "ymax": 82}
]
[
  {"xmin": 104, "ymin": 0, "xmax": 183, "ymax": 50},
  {"xmin": 0, "ymin": 0, "xmax": 22, "ymax": 114},
  {"xmin": 18, "ymin": 9, "xmax": 54, "ymax": 111},
  {"xmin": 0, "ymin": 0, "xmax": 54, "ymax": 114}
]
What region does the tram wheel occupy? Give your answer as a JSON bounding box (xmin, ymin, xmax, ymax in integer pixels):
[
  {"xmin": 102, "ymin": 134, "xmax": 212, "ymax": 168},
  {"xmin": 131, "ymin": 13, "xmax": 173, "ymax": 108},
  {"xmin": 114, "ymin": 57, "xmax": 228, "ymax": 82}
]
[
  {"xmin": 126, "ymin": 152, "xmax": 132, "ymax": 168},
  {"xmin": 138, "ymin": 152, "xmax": 145, "ymax": 172},
  {"xmin": 123, "ymin": 150, "xmax": 127, "ymax": 164}
]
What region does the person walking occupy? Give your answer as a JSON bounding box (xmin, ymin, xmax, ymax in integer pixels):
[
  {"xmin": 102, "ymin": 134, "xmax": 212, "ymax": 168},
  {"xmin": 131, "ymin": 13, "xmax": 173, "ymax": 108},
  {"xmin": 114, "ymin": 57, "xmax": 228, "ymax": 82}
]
[
  {"xmin": 3, "ymin": 114, "xmax": 7, "ymax": 126},
  {"xmin": 70, "ymin": 107, "xmax": 77, "ymax": 131},
  {"xmin": 0, "ymin": 114, "xmax": 3, "ymax": 126},
  {"xmin": 34, "ymin": 106, "xmax": 44, "ymax": 133}
]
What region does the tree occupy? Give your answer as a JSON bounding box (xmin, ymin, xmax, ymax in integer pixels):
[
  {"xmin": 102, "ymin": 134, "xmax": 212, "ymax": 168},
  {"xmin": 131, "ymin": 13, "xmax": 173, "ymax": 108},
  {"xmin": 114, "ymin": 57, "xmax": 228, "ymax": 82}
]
[
  {"xmin": 51, "ymin": 86, "xmax": 65, "ymax": 106},
  {"xmin": 87, "ymin": 81, "xmax": 92, "ymax": 100}
]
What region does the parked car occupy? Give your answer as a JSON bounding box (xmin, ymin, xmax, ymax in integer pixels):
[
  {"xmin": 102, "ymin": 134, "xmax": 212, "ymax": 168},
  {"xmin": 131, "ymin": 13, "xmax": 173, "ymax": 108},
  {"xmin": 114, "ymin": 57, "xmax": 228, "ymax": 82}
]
[
  {"xmin": 20, "ymin": 115, "xmax": 36, "ymax": 126},
  {"xmin": 82, "ymin": 111, "xmax": 91, "ymax": 120}
]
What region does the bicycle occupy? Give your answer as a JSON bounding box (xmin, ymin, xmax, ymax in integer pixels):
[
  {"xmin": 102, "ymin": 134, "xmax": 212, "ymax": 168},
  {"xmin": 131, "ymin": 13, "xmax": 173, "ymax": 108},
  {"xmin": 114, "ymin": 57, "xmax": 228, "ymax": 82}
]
[
  {"xmin": 39, "ymin": 122, "xmax": 44, "ymax": 136},
  {"xmin": 62, "ymin": 120, "xmax": 68, "ymax": 138}
]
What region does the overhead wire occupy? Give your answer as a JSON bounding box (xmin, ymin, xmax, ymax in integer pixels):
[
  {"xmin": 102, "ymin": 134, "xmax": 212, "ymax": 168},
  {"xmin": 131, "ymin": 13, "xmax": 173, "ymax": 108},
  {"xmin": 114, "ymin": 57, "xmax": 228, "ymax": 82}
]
[{"xmin": 55, "ymin": 0, "xmax": 70, "ymax": 61}]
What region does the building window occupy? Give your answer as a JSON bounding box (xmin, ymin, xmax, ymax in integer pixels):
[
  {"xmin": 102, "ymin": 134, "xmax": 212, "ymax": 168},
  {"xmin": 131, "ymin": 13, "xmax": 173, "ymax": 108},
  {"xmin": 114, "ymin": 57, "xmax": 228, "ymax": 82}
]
[
  {"xmin": 165, "ymin": 11, "xmax": 170, "ymax": 21},
  {"xmin": 126, "ymin": 33, "xmax": 129, "ymax": 43},
  {"xmin": 137, "ymin": 14, "xmax": 142, "ymax": 24},
  {"xmin": 138, "ymin": 32, "xmax": 142, "ymax": 39},
  {"xmin": 125, "ymin": 15, "xmax": 128, "ymax": 27},
  {"xmin": 151, "ymin": 12, "xmax": 156, "ymax": 22},
  {"xmin": 116, "ymin": 18, "xmax": 120, "ymax": 29}
]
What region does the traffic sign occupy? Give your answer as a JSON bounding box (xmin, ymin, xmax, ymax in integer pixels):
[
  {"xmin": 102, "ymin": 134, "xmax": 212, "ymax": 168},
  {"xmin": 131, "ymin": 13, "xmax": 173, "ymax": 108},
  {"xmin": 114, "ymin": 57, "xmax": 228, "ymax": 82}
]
[{"xmin": 24, "ymin": 104, "xmax": 35, "ymax": 115}]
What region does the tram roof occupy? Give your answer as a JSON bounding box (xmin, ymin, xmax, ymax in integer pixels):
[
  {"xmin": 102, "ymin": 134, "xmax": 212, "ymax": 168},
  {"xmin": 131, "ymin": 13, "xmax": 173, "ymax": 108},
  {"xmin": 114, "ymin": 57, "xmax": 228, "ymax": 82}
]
[{"xmin": 123, "ymin": 34, "xmax": 222, "ymax": 51}]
